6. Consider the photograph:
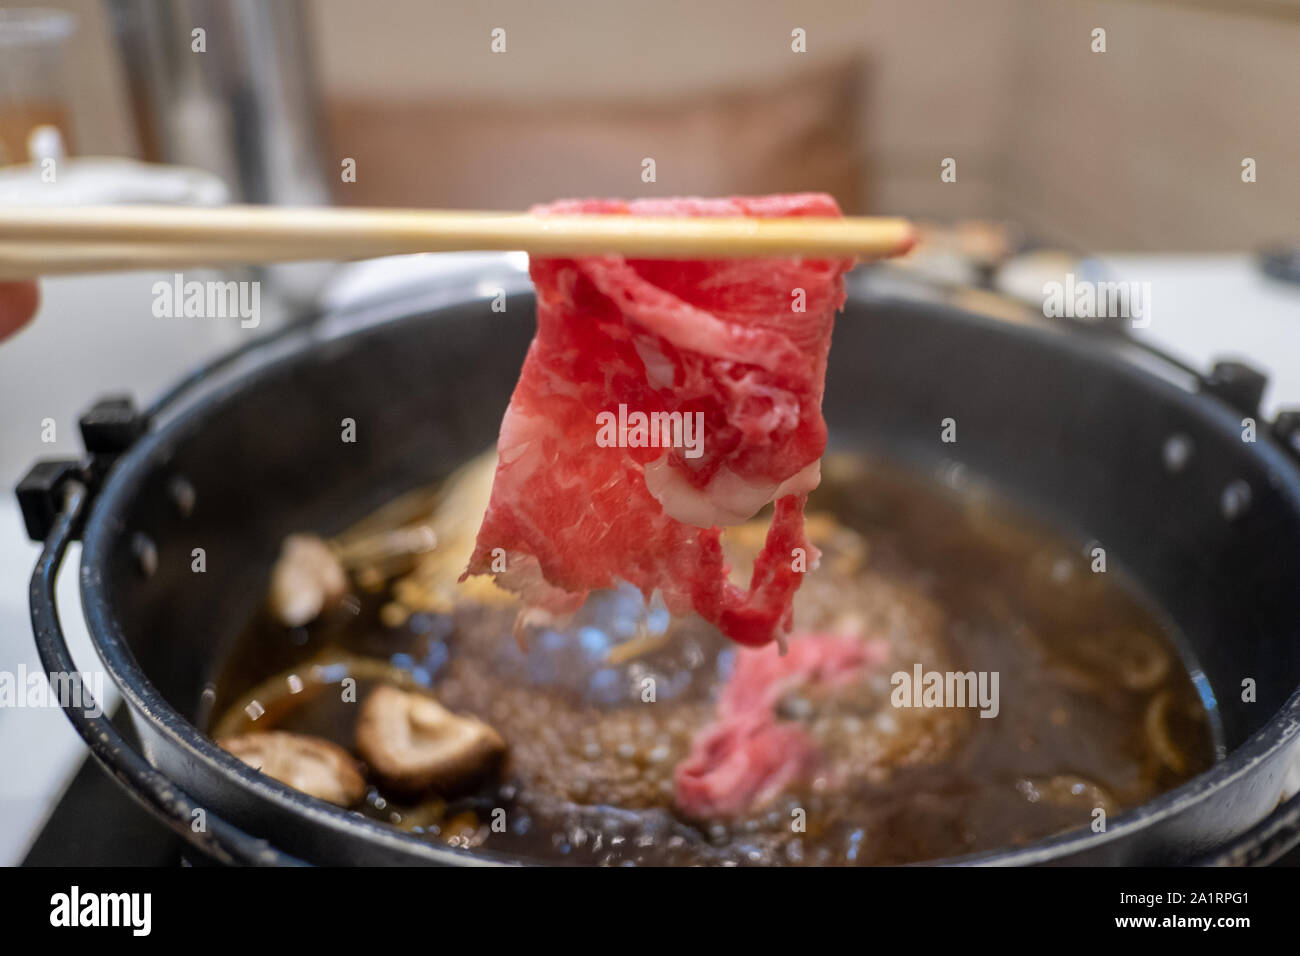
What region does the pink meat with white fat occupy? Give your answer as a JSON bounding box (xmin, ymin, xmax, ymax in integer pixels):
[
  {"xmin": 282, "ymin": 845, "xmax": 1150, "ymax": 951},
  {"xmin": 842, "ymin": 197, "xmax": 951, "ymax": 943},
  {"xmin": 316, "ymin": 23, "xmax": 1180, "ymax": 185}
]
[
  {"xmin": 461, "ymin": 194, "xmax": 855, "ymax": 647},
  {"xmin": 674, "ymin": 632, "xmax": 881, "ymax": 818}
]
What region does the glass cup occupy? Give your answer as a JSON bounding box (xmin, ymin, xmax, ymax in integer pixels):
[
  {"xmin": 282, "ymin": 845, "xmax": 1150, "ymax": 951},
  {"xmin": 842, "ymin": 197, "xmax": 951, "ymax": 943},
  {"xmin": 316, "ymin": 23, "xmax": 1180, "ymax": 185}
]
[{"xmin": 0, "ymin": 7, "xmax": 77, "ymax": 166}]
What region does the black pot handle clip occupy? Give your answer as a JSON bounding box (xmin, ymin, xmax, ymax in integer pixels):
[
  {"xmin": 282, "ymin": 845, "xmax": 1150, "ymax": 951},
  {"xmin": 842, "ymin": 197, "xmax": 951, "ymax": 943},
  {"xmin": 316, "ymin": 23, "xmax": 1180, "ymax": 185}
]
[{"xmin": 21, "ymin": 401, "xmax": 303, "ymax": 866}]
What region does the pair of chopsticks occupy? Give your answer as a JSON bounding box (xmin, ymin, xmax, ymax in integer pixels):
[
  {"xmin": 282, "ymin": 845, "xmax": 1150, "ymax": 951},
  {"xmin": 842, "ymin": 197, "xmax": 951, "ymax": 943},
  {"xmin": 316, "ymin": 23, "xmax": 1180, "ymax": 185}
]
[{"xmin": 0, "ymin": 204, "xmax": 915, "ymax": 280}]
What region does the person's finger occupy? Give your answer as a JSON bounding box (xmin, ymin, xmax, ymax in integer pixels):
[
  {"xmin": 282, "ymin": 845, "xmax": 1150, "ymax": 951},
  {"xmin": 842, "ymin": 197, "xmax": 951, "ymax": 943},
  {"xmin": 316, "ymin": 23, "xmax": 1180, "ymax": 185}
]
[{"xmin": 0, "ymin": 280, "xmax": 40, "ymax": 342}]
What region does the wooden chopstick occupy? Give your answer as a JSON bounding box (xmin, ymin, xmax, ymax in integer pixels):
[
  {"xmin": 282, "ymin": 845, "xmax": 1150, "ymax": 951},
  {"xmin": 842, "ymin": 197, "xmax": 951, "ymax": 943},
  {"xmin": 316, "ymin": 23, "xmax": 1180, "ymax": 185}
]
[{"xmin": 0, "ymin": 204, "xmax": 915, "ymax": 279}]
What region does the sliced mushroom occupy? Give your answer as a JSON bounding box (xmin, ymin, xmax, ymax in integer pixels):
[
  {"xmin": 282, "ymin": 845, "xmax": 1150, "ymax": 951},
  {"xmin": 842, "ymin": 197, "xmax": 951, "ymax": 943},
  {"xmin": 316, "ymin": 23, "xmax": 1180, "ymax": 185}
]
[
  {"xmin": 356, "ymin": 685, "xmax": 505, "ymax": 795},
  {"xmin": 210, "ymin": 650, "xmax": 427, "ymax": 739},
  {"xmin": 1144, "ymin": 690, "xmax": 1187, "ymax": 773},
  {"xmin": 268, "ymin": 533, "xmax": 347, "ymax": 627},
  {"xmin": 1016, "ymin": 774, "xmax": 1116, "ymax": 817},
  {"xmin": 1076, "ymin": 627, "xmax": 1171, "ymax": 692},
  {"xmin": 218, "ymin": 731, "xmax": 365, "ymax": 807},
  {"xmin": 335, "ymin": 524, "xmax": 437, "ymax": 578}
]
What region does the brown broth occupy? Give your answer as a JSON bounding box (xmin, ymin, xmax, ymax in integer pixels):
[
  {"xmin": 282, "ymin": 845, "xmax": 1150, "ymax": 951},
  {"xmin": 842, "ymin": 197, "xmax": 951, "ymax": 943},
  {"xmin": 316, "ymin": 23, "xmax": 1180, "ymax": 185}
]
[{"xmin": 209, "ymin": 454, "xmax": 1216, "ymax": 865}]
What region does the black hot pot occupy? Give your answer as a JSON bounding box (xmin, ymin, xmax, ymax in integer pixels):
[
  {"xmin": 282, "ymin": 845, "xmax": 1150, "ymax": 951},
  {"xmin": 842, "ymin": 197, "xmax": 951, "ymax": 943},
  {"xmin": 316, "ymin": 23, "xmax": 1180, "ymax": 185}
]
[{"xmin": 20, "ymin": 259, "xmax": 1300, "ymax": 865}]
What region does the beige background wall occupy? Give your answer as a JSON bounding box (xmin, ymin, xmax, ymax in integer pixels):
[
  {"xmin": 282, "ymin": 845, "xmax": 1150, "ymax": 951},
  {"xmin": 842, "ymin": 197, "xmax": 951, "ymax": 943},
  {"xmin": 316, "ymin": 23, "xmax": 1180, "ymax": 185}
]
[
  {"xmin": 307, "ymin": 0, "xmax": 1021, "ymax": 221},
  {"xmin": 5, "ymin": 0, "xmax": 1298, "ymax": 250},
  {"xmin": 995, "ymin": 0, "xmax": 1300, "ymax": 250}
]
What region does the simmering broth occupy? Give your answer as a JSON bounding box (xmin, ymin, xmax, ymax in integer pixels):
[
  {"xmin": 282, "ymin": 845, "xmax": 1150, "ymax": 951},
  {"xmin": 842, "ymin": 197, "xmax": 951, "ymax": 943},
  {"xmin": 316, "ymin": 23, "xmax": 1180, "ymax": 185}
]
[{"xmin": 209, "ymin": 452, "xmax": 1215, "ymax": 865}]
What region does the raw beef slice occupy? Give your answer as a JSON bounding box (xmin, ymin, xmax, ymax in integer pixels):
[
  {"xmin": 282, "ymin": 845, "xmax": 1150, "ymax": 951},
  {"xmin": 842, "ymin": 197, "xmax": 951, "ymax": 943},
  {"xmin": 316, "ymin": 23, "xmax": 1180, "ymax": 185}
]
[
  {"xmin": 674, "ymin": 631, "xmax": 879, "ymax": 818},
  {"xmin": 462, "ymin": 194, "xmax": 855, "ymax": 646}
]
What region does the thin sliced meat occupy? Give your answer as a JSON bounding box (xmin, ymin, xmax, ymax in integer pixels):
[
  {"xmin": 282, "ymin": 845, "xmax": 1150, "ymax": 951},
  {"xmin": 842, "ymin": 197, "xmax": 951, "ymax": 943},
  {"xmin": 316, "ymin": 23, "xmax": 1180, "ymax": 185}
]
[
  {"xmin": 462, "ymin": 194, "xmax": 855, "ymax": 646},
  {"xmin": 673, "ymin": 716, "xmax": 814, "ymax": 819},
  {"xmin": 674, "ymin": 632, "xmax": 880, "ymax": 819}
]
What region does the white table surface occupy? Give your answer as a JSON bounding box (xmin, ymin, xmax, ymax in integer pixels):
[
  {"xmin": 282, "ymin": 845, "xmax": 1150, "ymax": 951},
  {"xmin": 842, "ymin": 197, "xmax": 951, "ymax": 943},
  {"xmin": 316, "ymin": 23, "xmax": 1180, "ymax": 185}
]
[{"xmin": 0, "ymin": 270, "xmax": 267, "ymax": 864}]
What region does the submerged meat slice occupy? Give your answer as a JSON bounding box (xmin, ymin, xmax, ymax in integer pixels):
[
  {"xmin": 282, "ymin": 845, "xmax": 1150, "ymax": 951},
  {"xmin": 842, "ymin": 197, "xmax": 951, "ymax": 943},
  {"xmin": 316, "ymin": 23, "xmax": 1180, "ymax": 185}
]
[
  {"xmin": 463, "ymin": 194, "xmax": 855, "ymax": 646},
  {"xmin": 674, "ymin": 632, "xmax": 881, "ymax": 818}
]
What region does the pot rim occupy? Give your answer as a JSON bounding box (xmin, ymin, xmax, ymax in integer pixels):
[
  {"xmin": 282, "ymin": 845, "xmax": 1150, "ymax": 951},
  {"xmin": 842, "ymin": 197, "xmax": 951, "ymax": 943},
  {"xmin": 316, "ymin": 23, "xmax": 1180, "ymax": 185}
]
[{"xmin": 78, "ymin": 267, "xmax": 1300, "ymax": 865}]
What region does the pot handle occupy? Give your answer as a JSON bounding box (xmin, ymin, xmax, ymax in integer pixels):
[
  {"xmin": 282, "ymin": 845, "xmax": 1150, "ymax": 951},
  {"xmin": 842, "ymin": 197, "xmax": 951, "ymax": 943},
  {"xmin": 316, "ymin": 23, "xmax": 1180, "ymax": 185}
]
[{"xmin": 29, "ymin": 479, "xmax": 304, "ymax": 866}]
